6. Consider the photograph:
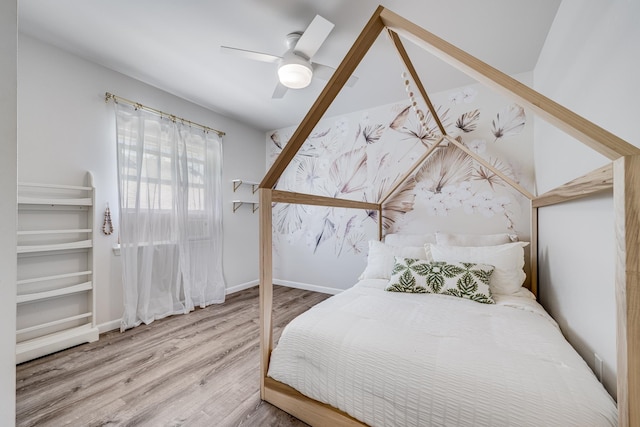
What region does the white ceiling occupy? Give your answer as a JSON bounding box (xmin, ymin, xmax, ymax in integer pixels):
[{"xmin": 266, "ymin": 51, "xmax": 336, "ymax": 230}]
[{"xmin": 18, "ymin": 0, "xmax": 561, "ymax": 132}]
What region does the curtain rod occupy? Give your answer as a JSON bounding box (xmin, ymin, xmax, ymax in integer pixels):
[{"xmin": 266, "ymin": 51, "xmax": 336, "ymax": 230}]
[{"xmin": 104, "ymin": 92, "xmax": 225, "ymax": 137}]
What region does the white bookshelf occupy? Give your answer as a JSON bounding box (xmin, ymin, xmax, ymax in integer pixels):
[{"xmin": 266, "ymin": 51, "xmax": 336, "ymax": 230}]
[{"xmin": 16, "ymin": 173, "xmax": 99, "ymax": 364}]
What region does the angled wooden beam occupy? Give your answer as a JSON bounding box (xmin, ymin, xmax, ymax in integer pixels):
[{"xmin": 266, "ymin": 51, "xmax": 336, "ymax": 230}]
[
  {"xmin": 272, "ymin": 190, "xmax": 379, "ymax": 211},
  {"xmin": 387, "ymin": 29, "xmax": 447, "ymax": 136},
  {"xmin": 379, "ymin": 135, "xmax": 445, "ymax": 205},
  {"xmin": 613, "ymin": 155, "xmax": 640, "ymax": 427},
  {"xmin": 260, "ymin": 6, "xmax": 387, "ymax": 189},
  {"xmin": 533, "ymin": 163, "xmax": 613, "ymax": 208},
  {"xmin": 259, "ymin": 188, "xmax": 273, "ymax": 398},
  {"xmin": 443, "ymin": 135, "xmax": 534, "ymax": 200},
  {"xmin": 379, "ymin": 8, "xmax": 640, "ymax": 161}
]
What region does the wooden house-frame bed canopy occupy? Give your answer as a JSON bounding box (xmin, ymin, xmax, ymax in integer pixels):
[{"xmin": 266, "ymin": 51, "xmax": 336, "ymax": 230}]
[{"xmin": 258, "ymin": 6, "xmax": 639, "ymax": 427}]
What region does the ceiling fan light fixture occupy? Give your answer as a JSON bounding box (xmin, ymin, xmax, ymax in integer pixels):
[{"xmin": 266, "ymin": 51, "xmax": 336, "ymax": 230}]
[{"xmin": 278, "ymin": 53, "xmax": 313, "ymax": 89}]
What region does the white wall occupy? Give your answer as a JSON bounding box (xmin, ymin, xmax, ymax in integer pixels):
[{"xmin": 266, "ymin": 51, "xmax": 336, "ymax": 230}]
[
  {"xmin": 0, "ymin": 1, "xmax": 17, "ymax": 424},
  {"xmin": 534, "ymin": 0, "xmax": 640, "ymax": 399},
  {"xmin": 18, "ymin": 35, "xmax": 265, "ymax": 331}
]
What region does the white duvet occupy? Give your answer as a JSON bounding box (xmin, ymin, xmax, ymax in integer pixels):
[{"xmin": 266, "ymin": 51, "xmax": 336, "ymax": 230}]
[{"xmin": 267, "ymin": 280, "xmax": 617, "ymax": 427}]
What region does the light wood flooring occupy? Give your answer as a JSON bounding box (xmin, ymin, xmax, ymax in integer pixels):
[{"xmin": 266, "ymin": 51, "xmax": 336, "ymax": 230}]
[{"xmin": 16, "ymin": 285, "xmax": 330, "ymax": 427}]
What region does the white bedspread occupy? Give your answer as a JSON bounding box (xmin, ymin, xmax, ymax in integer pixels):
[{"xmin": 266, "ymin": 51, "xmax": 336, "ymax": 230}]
[{"xmin": 267, "ymin": 279, "xmax": 617, "ymax": 427}]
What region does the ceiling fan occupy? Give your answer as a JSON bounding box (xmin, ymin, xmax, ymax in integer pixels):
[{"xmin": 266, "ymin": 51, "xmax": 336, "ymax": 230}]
[{"xmin": 221, "ymin": 15, "xmax": 358, "ymax": 98}]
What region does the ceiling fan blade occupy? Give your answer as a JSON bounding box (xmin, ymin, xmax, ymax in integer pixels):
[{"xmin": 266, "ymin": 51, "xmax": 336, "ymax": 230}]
[
  {"xmin": 272, "ymin": 82, "xmax": 288, "ymax": 99},
  {"xmin": 313, "ymin": 63, "xmax": 359, "ymax": 87},
  {"xmin": 294, "ymin": 15, "xmax": 335, "ymax": 59},
  {"xmin": 220, "ymin": 46, "xmax": 281, "ymax": 64}
]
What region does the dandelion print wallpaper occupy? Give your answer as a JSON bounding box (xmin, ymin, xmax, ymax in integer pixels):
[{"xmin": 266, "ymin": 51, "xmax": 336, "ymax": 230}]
[{"xmin": 266, "ymin": 74, "xmax": 535, "ymax": 291}]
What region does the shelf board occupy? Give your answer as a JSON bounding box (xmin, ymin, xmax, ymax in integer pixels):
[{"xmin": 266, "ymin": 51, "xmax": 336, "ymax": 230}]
[
  {"xmin": 18, "ymin": 182, "xmax": 93, "ymax": 191},
  {"xmin": 18, "ymin": 197, "xmax": 92, "ymax": 206},
  {"xmin": 17, "ymin": 229, "xmax": 92, "ymax": 236},
  {"xmin": 16, "ymin": 312, "xmax": 93, "ymax": 336},
  {"xmin": 16, "ymin": 323, "xmax": 99, "ymax": 364},
  {"xmin": 17, "ymin": 281, "xmax": 93, "ymax": 304},
  {"xmin": 17, "ymin": 239, "xmax": 92, "ymax": 254},
  {"xmin": 232, "ymin": 200, "xmax": 259, "ymax": 213},
  {"xmin": 17, "ymin": 270, "xmax": 92, "ymax": 286},
  {"xmin": 232, "ymin": 179, "xmax": 260, "ymax": 193}
]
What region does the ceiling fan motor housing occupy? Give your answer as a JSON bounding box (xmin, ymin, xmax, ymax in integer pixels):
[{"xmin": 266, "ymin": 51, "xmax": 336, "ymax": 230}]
[{"xmin": 278, "ymin": 49, "xmax": 313, "ymax": 89}]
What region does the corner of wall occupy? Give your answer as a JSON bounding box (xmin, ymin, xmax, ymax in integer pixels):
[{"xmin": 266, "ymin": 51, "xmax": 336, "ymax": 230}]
[{"xmin": 0, "ymin": 0, "xmax": 18, "ymax": 423}]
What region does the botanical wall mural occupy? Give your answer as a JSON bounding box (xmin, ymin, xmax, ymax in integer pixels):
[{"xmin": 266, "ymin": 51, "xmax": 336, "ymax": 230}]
[{"xmin": 266, "ymin": 77, "xmax": 534, "ymax": 289}]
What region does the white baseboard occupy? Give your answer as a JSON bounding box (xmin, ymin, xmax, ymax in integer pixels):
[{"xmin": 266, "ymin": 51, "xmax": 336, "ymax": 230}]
[
  {"xmin": 273, "ymin": 279, "xmax": 342, "ymax": 295},
  {"xmin": 97, "ymin": 319, "xmax": 121, "ymax": 334},
  {"xmin": 96, "ymin": 279, "xmax": 327, "ymax": 335},
  {"xmin": 226, "ymin": 279, "xmax": 259, "ymax": 295}
]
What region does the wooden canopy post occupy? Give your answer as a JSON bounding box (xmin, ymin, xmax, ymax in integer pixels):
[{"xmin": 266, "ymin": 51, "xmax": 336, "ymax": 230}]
[
  {"xmin": 530, "ymin": 205, "xmax": 538, "ymax": 296},
  {"xmin": 613, "ymin": 155, "xmax": 640, "ymax": 427},
  {"xmin": 259, "ymin": 188, "xmax": 273, "ymax": 398},
  {"xmin": 378, "ymin": 205, "xmax": 383, "ymax": 241}
]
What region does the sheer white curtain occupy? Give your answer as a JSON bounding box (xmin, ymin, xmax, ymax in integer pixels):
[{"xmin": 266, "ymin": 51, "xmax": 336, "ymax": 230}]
[{"xmin": 115, "ymin": 102, "xmax": 225, "ymax": 331}]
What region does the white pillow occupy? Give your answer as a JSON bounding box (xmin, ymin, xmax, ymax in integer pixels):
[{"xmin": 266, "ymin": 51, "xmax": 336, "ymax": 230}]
[
  {"xmin": 429, "ymin": 242, "xmax": 529, "ymax": 296},
  {"xmin": 384, "ymin": 233, "xmax": 437, "ymax": 247},
  {"xmin": 435, "ymin": 232, "xmax": 518, "ymax": 247},
  {"xmin": 359, "ymin": 240, "xmax": 432, "ymax": 280}
]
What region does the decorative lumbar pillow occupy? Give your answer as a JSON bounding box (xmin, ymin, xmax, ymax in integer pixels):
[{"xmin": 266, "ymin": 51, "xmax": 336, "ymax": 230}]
[
  {"xmin": 359, "ymin": 240, "xmax": 431, "ymax": 281},
  {"xmin": 429, "ymin": 241, "xmax": 528, "ymax": 296},
  {"xmin": 435, "ymin": 231, "xmax": 518, "ymax": 247},
  {"xmin": 385, "ymin": 257, "xmax": 495, "ymax": 304}
]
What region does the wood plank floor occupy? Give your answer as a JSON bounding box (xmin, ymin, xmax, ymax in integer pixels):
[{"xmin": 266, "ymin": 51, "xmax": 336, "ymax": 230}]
[{"xmin": 16, "ymin": 285, "xmax": 330, "ymax": 427}]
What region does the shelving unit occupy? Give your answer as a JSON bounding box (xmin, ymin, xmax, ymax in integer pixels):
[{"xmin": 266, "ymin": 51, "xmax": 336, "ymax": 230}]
[
  {"xmin": 232, "ymin": 179, "xmax": 259, "ymax": 193},
  {"xmin": 232, "ymin": 200, "xmax": 259, "ymax": 213},
  {"xmin": 16, "ymin": 173, "xmax": 99, "ymax": 364},
  {"xmin": 231, "ymin": 179, "xmax": 259, "ymax": 213}
]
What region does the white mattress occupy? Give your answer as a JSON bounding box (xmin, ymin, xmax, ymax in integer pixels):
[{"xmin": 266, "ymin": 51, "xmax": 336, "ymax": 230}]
[{"xmin": 267, "ymin": 279, "xmax": 617, "ymax": 427}]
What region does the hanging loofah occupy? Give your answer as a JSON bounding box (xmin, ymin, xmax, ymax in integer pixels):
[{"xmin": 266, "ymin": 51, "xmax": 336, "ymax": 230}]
[{"xmin": 102, "ymin": 205, "xmax": 114, "ymax": 235}]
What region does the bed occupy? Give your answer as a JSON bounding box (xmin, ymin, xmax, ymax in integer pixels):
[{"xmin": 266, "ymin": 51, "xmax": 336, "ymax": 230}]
[
  {"xmin": 267, "ymin": 238, "xmax": 618, "ymax": 427},
  {"xmin": 258, "ymin": 6, "xmax": 640, "ymax": 426}
]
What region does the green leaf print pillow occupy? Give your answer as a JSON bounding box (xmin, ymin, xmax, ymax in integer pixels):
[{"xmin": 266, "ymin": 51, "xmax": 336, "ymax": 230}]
[{"xmin": 385, "ymin": 257, "xmax": 495, "ymax": 304}]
